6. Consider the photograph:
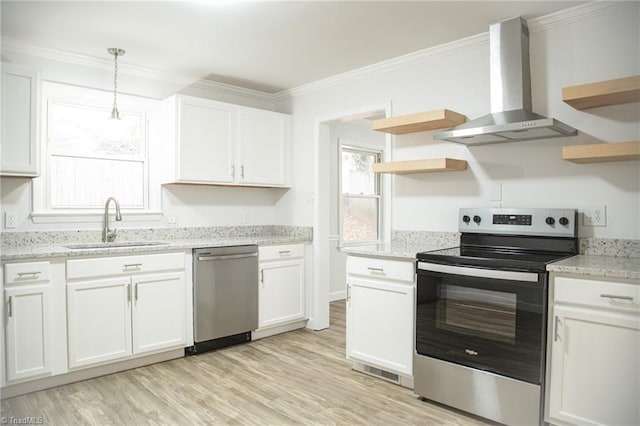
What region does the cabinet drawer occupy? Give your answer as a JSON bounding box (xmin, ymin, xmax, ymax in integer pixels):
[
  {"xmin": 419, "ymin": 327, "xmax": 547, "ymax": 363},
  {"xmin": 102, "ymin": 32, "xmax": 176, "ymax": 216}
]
[
  {"xmin": 4, "ymin": 261, "xmax": 51, "ymax": 285},
  {"xmin": 347, "ymin": 256, "xmax": 414, "ymax": 283},
  {"xmin": 259, "ymin": 244, "xmax": 304, "ymax": 262},
  {"xmin": 67, "ymin": 252, "xmax": 184, "ymax": 280},
  {"xmin": 554, "ymin": 276, "xmax": 640, "ymax": 311}
]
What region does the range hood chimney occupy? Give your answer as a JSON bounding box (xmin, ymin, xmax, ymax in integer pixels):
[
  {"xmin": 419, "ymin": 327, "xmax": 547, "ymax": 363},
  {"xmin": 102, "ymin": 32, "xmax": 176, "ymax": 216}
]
[{"xmin": 433, "ymin": 17, "xmax": 576, "ymax": 145}]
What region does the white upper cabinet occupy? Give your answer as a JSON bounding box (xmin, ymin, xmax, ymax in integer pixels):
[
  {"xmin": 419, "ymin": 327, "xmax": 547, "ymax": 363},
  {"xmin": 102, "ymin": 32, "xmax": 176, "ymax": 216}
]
[
  {"xmin": 1, "ymin": 63, "xmax": 40, "ymax": 177},
  {"xmin": 162, "ymin": 94, "xmax": 290, "ymax": 187},
  {"xmin": 237, "ymin": 106, "xmax": 289, "ymax": 186}
]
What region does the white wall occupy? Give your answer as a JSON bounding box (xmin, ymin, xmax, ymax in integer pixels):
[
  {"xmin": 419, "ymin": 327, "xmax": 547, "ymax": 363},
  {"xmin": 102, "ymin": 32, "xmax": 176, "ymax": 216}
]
[{"xmin": 276, "ymin": 2, "xmax": 640, "ymax": 240}]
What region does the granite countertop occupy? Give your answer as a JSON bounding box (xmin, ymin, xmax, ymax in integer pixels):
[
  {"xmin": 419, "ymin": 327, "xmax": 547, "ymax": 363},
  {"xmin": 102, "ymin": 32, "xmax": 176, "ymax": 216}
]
[
  {"xmin": 1, "ymin": 235, "xmax": 311, "ymax": 261},
  {"xmin": 340, "ymin": 242, "xmax": 453, "ymax": 260},
  {"xmin": 547, "ymin": 255, "xmax": 640, "ymax": 281}
]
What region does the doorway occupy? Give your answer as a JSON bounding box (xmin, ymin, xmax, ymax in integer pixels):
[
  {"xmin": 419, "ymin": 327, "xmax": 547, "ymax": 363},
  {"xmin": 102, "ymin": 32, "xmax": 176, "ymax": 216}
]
[{"xmin": 311, "ymin": 103, "xmax": 392, "ymax": 329}]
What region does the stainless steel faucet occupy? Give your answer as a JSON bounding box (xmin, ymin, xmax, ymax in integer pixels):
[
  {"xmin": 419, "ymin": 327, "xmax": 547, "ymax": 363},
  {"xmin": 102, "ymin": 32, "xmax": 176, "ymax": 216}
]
[{"xmin": 102, "ymin": 197, "xmax": 122, "ymax": 242}]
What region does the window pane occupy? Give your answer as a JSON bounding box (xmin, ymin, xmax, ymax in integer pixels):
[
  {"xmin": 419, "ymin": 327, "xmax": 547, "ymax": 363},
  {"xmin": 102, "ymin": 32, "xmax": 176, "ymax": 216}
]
[
  {"xmin": 48, "ymin": 101, "xmax": 144, "ymax": 156},
  {"xmin": 50, "ymin": 156, "xmax": 144, "ymax": 208},
  {"xmin": 342, "ymin": 150, "xmax": 377, "ymax": 195},
  {"xmin": 342, "ymin": 196, "xmax": 378, "ymax": 241}
]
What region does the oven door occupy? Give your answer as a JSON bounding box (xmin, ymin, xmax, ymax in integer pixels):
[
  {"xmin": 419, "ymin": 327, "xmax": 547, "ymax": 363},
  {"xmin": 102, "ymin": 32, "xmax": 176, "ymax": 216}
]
[{"xmin": 416, "ymin": 261, "xmax": 547, "ymax": 384}]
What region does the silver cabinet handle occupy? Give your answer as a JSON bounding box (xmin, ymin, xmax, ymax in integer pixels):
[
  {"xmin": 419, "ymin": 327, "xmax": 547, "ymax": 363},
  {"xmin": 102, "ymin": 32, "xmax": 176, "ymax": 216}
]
[
  {"xmin": 127, "ymin": 283, "xmax": 131, "ymax": 302},
  {"xmin": 347, "ymin": 284, "xmax": 351, "ymax": 302},
  {"xmin": 367, "ymin": 267, "xmax": 384, "ymax": 273},
  {"xmin": 124, "ymin": 263, "xmax": 142, "ymax": 269},
  {"xmin": 240, "ymin": 165, "xmax": 244, "ymax": 179},
  {"xmin": 8, "ymin": 296, "xmax": 13, "ymax": 317},
  {"xmin": 600, "ymin": 294, "xmax": 634, "ymax": 301},
  {"xmin": 260, "ymin": 269, "xmax": 264, "ymax": 284},
  {"xmin": 279, "ymin": 250, "xmax": 291, "ymax": 256},
  {"xmin": 16, "ymin": 271, "xmax": 41, "ymax": 278},
  {"xmin": 134, "ymin": 283, "xmax": 139, "ymax": 302},
  {"xmin": 554, "ymin": 316, "xmax": 560, "ymax": 342}
]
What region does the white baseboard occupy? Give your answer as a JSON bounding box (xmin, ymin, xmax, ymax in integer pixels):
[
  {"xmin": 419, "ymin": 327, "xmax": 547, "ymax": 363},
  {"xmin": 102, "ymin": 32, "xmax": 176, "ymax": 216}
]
[{"xmin": 329, "ymin": 290, "xmax": 346, "ymax": 302}]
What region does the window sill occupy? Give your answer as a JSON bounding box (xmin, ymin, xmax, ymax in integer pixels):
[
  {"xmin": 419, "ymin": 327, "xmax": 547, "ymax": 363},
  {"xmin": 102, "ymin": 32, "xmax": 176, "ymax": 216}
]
[{"xmin": 31, "ymin": 211, "xmax": 164, "ymax": 224}]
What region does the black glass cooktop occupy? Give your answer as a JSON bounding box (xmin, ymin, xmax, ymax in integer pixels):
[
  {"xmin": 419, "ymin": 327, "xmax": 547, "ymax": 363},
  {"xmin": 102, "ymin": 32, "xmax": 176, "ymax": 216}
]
[{"xmin": 417, "ymin": 233, "xmax": 578, "ymax": 273}]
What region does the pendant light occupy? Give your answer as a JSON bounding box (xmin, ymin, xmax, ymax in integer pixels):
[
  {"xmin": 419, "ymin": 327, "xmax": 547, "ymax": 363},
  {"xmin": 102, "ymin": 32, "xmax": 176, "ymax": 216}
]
[{"xmin": 108, "ymin": 47, "xmax": 125, "ymax": 120}]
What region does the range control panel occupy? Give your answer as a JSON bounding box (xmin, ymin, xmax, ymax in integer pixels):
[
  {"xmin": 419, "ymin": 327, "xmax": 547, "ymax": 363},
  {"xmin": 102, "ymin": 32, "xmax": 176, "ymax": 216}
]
[
  {"xmin": 493, "ymin": 214, "xmax": 532, "ymax": 226},
  {"xmin": 459, "ymin": 208, "xmax": 577, "ymax": 237}
]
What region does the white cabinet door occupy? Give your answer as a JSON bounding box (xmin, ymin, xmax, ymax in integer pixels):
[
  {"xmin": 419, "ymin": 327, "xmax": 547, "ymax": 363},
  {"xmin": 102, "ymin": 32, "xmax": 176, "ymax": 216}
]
[
  {"xmin": 259, "ymin": 259, "xmax": 305, "ymax": 328},
  {"xmin": 547, "ymin": 304, "xmax": 640, "ymax": 426},
  {"xmin": 4, "ymin": 285, "xmax": 51, "ymax": 381},
  {"xmin": 176, "ymin": 96, "xmax": 235, "ymax": 183},
  {"xmin": 132, "ymin": 272, "xmax": 186, "ymax": 355},
  {"xmin": 237, "ymin": 107, "xmax": 288, "ymax": 186},
  {"xmin": 67, "ymin": 278, "xmax": 132, "ymax": 369},
  {"xmin": 1, "ymin": 63, "xmax": 39, "ymax": 176},
  {"xmin": 346, "ymin": 277, "xmax": 414, "ymax": 376}
]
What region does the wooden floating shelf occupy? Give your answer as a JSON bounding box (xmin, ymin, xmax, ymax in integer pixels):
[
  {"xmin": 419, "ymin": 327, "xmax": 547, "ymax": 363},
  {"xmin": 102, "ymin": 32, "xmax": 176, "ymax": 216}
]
[
  {"xmin": 563, "ymin": 75, "xmax": 640, "ymax": 110},
  {"xmin": 372, "ymin": 158, "xmax": 468, "ymax": 174},
  {"xmin": 372, "ymin": 109, "xmax": 466, "ymax": 134},
  {"xmin": 562, "ymin": 141, "xmax": 640, "ymax": 164}
]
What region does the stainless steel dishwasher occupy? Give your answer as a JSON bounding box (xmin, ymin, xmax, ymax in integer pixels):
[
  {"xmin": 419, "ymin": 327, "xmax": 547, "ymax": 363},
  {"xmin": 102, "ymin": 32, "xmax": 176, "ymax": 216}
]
[{"xmin": 188, "ymin": 245, "xmax": 258, "ymax": 354}]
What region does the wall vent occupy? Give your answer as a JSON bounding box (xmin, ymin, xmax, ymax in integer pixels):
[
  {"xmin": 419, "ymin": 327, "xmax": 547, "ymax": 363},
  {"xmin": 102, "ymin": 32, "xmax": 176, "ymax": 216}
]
[{"xmin": 363, "ymin": 365, "xmax": 400, "ymax": 384}]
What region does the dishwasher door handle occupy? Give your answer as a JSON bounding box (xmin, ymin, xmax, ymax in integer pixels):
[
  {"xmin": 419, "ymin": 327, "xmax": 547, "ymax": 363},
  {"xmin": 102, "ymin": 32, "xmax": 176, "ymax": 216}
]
[{"xmin": 197, "ymin": 253, "xmax": 258, "ymax": 262}]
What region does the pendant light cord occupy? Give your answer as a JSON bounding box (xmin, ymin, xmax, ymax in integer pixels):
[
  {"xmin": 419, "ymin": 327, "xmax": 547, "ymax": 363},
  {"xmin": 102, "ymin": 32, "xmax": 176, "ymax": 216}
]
[{"xmin": 112, "ymin": 50, "xmax": 119, "ymax": 114}]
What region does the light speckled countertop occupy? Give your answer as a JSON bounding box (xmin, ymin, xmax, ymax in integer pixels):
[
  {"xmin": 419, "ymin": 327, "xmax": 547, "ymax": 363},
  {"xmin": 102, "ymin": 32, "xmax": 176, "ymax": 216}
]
[
  {"xmin": 340, "ymin": 243, "xmax": 454, "ymax": 261},
  {"xmin": 1, "ymin": 236, "xmax": 311, "ymax": 261},
  {"xmin": 547, "ymin": 255, "xmax": 640, "ymax": 281},
  {"xmin": 0, "ymin": 228, "xmax": 312, "ymax": 261}
]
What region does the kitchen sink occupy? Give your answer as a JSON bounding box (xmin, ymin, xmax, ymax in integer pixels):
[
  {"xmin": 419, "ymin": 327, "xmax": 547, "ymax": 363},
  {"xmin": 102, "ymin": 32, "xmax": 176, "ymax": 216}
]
[{"xmin": 65, "ymin": 241, "xmax": 169, "ymax": 250}]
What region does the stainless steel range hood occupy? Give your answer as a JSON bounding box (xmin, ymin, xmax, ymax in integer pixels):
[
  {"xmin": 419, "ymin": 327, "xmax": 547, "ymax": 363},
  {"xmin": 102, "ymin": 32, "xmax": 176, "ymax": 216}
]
[{"xmin": 433, "ymin": 17, "xmax": 577, "ymax": 145}]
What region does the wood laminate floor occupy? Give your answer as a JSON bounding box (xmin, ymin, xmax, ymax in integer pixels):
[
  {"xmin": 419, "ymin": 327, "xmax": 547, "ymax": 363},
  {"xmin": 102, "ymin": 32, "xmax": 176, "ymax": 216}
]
[{"xmin": 1, "ymin": 301, "xmax": 492, "ymax": 425}]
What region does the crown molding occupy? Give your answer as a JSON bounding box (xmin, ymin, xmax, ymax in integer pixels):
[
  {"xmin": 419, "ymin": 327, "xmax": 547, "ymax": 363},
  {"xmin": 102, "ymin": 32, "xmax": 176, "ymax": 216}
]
[
  {"xmin": 271, "ymin": 31, "xmax": 488, "ymax": 104},
  {"xmin": 1, "ymin": 38, "xmax": 274, "ymax": 102},
  {"xmin": 1, "ymin": 1, "xmax": 629, "ymax": 105},
  {"xmin": 528, "ymin": 0, "xmax": 632, "ymax": 33},
  {"xmin": 272, "ymin": 1, "xmax": 632, "ymax": 103}
]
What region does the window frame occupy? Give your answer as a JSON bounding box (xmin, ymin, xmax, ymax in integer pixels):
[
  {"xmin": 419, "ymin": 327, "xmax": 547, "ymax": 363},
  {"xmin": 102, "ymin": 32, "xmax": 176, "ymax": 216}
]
[
  {"xmin": 31, "ymin": 81, "xmax": 163, "ymax": 224},
  {"xmin": 338, "ymin": 141, "xmax": 383, "ymax": 246}
]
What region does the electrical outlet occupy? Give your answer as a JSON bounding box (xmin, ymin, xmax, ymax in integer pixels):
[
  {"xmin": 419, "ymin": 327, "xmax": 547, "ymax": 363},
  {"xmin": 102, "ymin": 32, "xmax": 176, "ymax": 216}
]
[
  {"xmin": 242, "ymin": 212, "xmax": 250, "ymax": 224},
  {"xmin": 5, "ymin": 212, "xmax": 17, "ymax": 229},
  {"xmin": 166, "ymin": 214, "xmax": 178, "ymax": 225},
  {"xmin": 583, "ymin": 205, "xmax": 606, "ymax": 227}
]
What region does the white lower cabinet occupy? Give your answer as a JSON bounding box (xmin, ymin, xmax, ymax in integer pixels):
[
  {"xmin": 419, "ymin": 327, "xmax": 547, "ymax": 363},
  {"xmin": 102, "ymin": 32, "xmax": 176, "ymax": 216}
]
[
  {"xmin": 346, "ymin": 255, "xmax": 415, "ymax": 387},
  {"xmin": 67, "ymin": 278, "xmax": 132, "ymax": 369},
  {"xmin": 2, "ymin": 261, "xmax": 53, "ymax": 383},
  {"xmin": 132, "ymin": 272, "xmax": 186, "ymax": 355},
  {"xmin": 546, "ymin": 275, "xmax": 640, "ymax": 426},
  {"xmin": 4, "ymin": 284, "xmax": 51, "ymax": 381},
  {"xmin": 253, "ymin": 244, "xmax": 306, "ymax": 338},
  {"xmin": 66, "ymin": 253, "xmax": 186, "ymax": 370}
]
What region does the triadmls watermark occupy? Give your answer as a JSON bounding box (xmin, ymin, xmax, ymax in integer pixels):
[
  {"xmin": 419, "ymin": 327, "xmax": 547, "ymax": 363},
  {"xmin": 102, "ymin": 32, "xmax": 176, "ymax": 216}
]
[{"xmin": 1, "ymin": 417, "xmax": 45, "ymax": 425}]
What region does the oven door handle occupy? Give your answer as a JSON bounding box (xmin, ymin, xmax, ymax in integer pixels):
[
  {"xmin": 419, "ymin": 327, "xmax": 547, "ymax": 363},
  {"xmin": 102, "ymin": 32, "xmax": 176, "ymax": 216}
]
[{"xmin": 417, "ymin": 262, "xmax": 539, "ymax": 282}]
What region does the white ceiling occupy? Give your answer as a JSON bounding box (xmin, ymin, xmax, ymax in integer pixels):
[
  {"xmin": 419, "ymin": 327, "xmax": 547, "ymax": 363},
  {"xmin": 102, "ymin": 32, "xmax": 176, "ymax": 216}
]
[{"xmin": 1, "ymin": 1, "xmax": 588, "ymax": 94}]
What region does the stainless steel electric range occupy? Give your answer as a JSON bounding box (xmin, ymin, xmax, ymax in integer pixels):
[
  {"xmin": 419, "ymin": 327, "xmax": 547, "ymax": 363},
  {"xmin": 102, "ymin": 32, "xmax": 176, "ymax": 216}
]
[{"xmin": 414, "ymin": 208, "xmax": 578, "ymax": 426}]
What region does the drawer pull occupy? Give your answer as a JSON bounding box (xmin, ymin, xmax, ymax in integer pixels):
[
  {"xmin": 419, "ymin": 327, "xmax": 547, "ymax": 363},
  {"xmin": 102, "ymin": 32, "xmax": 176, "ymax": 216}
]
[
  {"xmin": 367, "ymin": 267, "xmax": 385, "ymax": 273},
  {"xmin": 16, "ymin": 271, "xmax": 41, "ymax": 278},
  {"xmin": 600, "ymin": 294, "xmax": 633, "ymax": 301},
  {"xmin": 278, "ymin": 250, "xmax": 291, "ymax": 256},
  {"xmin": 124, "ymin": 263, "xmax": 142, "ymax": 269}
]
